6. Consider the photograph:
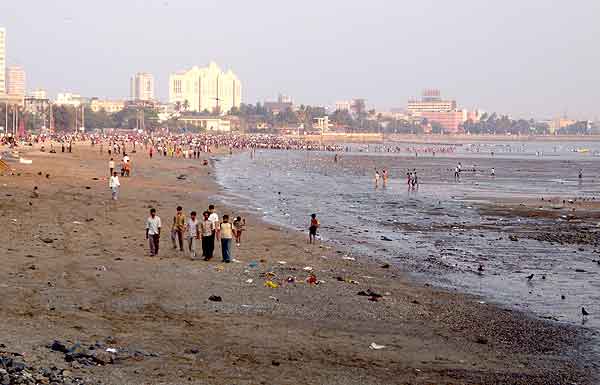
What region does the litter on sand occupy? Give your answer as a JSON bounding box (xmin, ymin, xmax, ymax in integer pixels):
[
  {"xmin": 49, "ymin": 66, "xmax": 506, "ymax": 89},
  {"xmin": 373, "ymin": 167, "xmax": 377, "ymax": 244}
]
[
  {"xmin": 245, "ymin": 279, "xmax": 254, "ymax": 284},
  {"xmin": 278, "ymin": 261, "xmax": 287, "ymax": 265},
  {"xmin": 369, "ymin": 343, "xmax": 385, "ymax": 350},
  {"xmin": 264, "ymin": 281, "xmax": 279, "ymax": 289},
  {"xmin": 303, "ymin": 266, "xmax": 313, "ymax": 271},
  {"xmin": 105, "ymin": 348, "xmax": 118, "ymax": 353},
  {"xmin": 342, "ymin": 256, "xmax": 356, "ymax": 261}
]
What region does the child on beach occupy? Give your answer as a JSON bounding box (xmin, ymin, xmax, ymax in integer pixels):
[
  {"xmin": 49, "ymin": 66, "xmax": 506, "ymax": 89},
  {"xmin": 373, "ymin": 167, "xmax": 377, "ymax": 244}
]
[
  {"xmin": 309, "ymin": 213, "xmax": 320, "ymax": 244},
  {"xmin": 233, "ymin": 216, "xmax": 246, "ymax": 246}
]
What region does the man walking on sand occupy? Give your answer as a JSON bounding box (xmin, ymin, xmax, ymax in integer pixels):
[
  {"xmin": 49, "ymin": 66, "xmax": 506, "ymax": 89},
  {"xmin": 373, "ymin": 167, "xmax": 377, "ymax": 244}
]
[
  {"xmin": 201, "ymin": 211, "xmax": 215, "ymax": 260},
  {"xmin": 109, "ymin": 171, "xmax": 120, "ymax": 200},
  {"xmin": 218, "ymin": 215, "xmax": 236, "ymax": 263},
  {"xmin": 146, "ymin": 208, "xmax": 162, "ymax": 257},
  {"xmin": 185, "ymin": 211, "xmax": 200, "ymax": 259},
  {"xmin": 172, "ymin": 206, "xmax": 186, "ymax": 252},
  {"xmin": 109, "ymin": 158, "xmax": 115, "ymax": 176}
]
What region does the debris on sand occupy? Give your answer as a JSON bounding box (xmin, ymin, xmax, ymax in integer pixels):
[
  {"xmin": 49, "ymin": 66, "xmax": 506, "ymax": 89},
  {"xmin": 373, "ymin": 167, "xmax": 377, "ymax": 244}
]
[{"xmin": 208, "ymin": 295, "xmax": 222, "ymax": 302}]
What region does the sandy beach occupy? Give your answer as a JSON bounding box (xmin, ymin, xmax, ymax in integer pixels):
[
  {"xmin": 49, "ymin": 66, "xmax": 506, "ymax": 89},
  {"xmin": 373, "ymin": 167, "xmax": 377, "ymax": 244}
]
[{"xmin": 0, "ymin": 143, "xmax": 595, "ymax": 384}]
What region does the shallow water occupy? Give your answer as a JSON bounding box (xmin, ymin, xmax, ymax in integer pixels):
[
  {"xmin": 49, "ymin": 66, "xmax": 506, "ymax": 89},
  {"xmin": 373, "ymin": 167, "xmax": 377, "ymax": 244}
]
[{"xmin": 215, "ymin": 143, "xmax": 600, "ymax": 338}]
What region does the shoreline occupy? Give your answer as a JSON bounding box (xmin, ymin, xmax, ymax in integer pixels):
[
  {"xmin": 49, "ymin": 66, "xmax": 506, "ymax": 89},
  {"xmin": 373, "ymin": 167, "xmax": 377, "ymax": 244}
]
[
  {"xmin": 294, "ymin": 133, "xmax": 600, "ymax": 144},
  {"xmin": 0, "ymin": 142, "xmax": 596, "ymax": 384}
]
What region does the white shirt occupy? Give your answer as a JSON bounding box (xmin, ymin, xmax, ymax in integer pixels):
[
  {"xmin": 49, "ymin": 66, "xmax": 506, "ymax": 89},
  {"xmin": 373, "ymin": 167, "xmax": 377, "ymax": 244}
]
[
  {"xmin": 146, "ymin": 216, "xmax": 162, "ymax": 235},
  {"xmin": 208, "ymin": 212, "xmax": 219, "ymax": 225},
  {"xmin": 109, "ymin": 175, "xmax": 120, "ymax": 188},
  {"xmin": 123, "ymin": 156, "xmax": 130, "ymax": 163},
  {"xmin": 109, "ymin": 160, "xmax": 115, "ymax": 168},
  {"xmin": 187, "ymin": 218, "xmax": 199, "ymax": 238}
]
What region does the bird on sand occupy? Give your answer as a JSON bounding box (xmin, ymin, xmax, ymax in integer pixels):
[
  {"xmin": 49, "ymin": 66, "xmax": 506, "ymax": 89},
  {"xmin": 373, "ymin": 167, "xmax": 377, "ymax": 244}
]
[
  {"xmin": 526, "ymin": 274, "xmax": 534, "ymax": 280},
  {"xmin": 582, "ymin": 307, "xmax": 590, "ymax": 317}
]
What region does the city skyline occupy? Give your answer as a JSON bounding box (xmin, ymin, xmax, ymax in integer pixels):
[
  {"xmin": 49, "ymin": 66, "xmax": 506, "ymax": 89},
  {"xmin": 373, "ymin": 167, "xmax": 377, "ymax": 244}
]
[{"xmin": 0, "ymin": 0, "xmax": 599, "ymax": 119}]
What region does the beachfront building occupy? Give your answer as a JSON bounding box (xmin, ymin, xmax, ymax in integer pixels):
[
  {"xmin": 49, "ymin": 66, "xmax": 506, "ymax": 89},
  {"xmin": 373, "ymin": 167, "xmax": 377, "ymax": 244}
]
[
  {"xmin": 0, "ymin": 27, "xmax": 5, "ymax": 94},
  {"xmin": 6, "ymin": 65, "xmax": 26, "ymax": 96},
  {"xmin": 169, "ymin": 62, "xmax": 242, "ymax": 115},
  {"xmin": 407, "ymin": 89, "xmax": 467, "ymax": 133},
  {"xmin": 178, "ymin": 115, "xmax": 232, "ymax": 132},
  {"xmin": 55, "ymin": 93, "xmax": 88, "ymax": 107},
  {"xmin": 30, "ymin": 88, "xmax": 47, "ymax": 100},
  {"xmin": 90, "ymin": 98, "xmax": 126, "ymax": 113},
  {"xmin": 130, "ymin": 72, "xmax": 154, "ymax": 101},
  {"xmin": 264, "ymin": 94, "xmax": 293, "ymax": 115}
]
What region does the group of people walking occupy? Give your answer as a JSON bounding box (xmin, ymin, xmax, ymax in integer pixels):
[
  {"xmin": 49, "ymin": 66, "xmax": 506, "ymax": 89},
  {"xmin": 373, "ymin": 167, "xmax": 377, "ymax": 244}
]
[{"xmin": 145, "ymin": 204, "xmax": 245, "ymax": 263}]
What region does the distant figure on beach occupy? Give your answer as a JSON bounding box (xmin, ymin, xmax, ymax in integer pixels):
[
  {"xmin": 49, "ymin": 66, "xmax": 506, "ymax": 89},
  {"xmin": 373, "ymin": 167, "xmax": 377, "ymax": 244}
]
[
  {"xmin": 334, "ymin": 153, "xmax": 338, "ymax": 163},
  {"xmin": 185, "ymin": 211, "xmax": 200, "ymax": 259},
  {"xmin": 454, "ymin": 166, "xmax": 460, "ymax": 182},
  {"xmin": 108, "ymin": 158, "xmax": 115, "ymax": 176},
  {"xmin": 578, "ymin": 168, "xmax": 583, "ymax": 181},
  {"xmin": 171, "ymin": 206, "xmax": 186, "ymax": 252},
  {"xmin": 146, "ymin": 208, "xmax": 162, "ymax": 257},
  {"xmin": 200, "ymin": 211, "xmax": 215, "ymax": 260},
  {"xmin": 412, "ymin": 170, "xmax": 419, "ymax": 190},
  {"xmin": 109, "ymin": 171, "xmax": 120, "ymax": 200},
  {"xmin": 382, "ymin": 169, "xmax": 388, "ymax": 187},
  {"xmin": 374, "ymin": 169, "xmax": 380, "ymax": 188},
  {"xmin": 30, "ymin": 186, "xmax": 39, "ymax": 199},
  {"xmin": 309, "ymin": 213, "xmax": 320, "ymax": 244},
  {"xmin": 219, "ymin": 215, "xmax": 235, "ymax": 263},
  {"xmin": 233, "ymin": 216, "xmax": 246, "ymax": 246},
  {"xmin": 491, "ymin": 167, "xmax": 495, "ymax": 177}
]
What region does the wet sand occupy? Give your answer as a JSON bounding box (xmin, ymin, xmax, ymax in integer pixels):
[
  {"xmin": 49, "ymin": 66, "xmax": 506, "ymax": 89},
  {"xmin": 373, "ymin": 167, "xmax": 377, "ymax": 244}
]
[{"xmin": 0, "ymin": 143, "xmax": 595, "ymax": 384}]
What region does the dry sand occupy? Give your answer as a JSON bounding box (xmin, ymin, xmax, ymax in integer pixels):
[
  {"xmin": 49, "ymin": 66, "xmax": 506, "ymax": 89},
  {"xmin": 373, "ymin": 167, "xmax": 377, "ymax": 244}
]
[{"xmin": 0, "ymin": 142, "xmax": 594, "ymax": 384}]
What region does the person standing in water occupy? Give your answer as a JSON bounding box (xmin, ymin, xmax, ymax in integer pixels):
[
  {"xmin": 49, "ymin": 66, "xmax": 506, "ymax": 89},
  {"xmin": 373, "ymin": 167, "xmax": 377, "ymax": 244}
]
[
  {"xmin": 491, "ymin": 167, "xmax": 495, "ymax": 177},
  {"xmin": 374, "ymin": 169, "xmax": 380, "ymax": 188}
]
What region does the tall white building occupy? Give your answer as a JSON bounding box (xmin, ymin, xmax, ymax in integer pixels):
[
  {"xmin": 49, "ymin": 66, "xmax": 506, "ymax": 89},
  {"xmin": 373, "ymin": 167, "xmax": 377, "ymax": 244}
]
[
  {"xmin": 0, "ymin": 28, "xmax": 6, "ymax": 94},
  {"xmin": 169, "ymin": 61, "xmax": 242, "ymax": 114},
  {"xmin": 130, "ymin": 72, "xmax": 154, "ymax": 101},
  {"xmin": 6, "ymin": 65, "xmax": 25, "ymax": 96}
]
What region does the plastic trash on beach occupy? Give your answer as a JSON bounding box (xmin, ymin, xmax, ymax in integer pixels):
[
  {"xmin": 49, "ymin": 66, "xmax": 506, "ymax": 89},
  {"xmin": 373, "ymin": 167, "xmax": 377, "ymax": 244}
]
[
  {"xmin": 19, "ymin": 158, "xmax": 33, "ymax": 164},
  {"xmin": 303, "ymin": 266, "xmax": 313, "ymax": 271},
  {"xmin": 248, "ymin": 261, "xmax": 258, "ymax": 268},
  {"xmin": 277, "ymin": 261, "xmax": 287, "ymax": 265},
  {"xmin": 306, "ymin": 274, "xmax": 318, "ymax": 285},
  {"xmin": 342, "ymin": 256, "xmax": 356, "ymax": 261},
  {"xmin": 105, "ymin": 348, "xmax": 117, "ymax": 353},
  {"xmin": 264, "ymin": 280, "xmax": 279, "ymax": 289},
  {"xmin": 245, "ymin": 279, "xmax": 254, "ymax": 284},
  {"xmin": 369, "ymin": 343, "xmax": 385, "ymax": 350}
]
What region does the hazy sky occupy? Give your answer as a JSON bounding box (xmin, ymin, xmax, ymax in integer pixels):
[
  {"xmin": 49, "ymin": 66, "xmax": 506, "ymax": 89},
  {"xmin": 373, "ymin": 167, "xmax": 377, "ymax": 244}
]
[{"xmin": 1, "ymin": 0, "xmax": 598, "ymax": 119}]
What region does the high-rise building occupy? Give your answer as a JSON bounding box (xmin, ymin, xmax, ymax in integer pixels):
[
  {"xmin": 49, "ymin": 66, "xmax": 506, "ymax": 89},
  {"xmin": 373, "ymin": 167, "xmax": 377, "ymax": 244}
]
[
  {"xmin": 169, "ymin": 61, "xmax": 242, "ymax": 114},
  {"xmin": 0, "ymin": 28, "xmax": 6, "ymax": 94},
  {"xmin": 130, "ymin": 72, "xmax": 154, "ymax": 101},
  {"xmin": 30, "ymin": 88, "xmax": 48, "ymax": 99},
  {"xmin": 6, "ymin": 65, "xmax": 26, "ymax": 96},
  {"xmin": 407, "ymin": 89, "xmax": 457, "ymax": 114},
  {"xmin": 408, "ymin": 90, "xmax": 467, "ymax": 133}
]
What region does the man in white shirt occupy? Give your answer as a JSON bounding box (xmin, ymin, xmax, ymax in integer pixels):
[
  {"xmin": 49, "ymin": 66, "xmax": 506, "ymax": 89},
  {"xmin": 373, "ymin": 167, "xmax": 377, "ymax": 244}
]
[
  {"xmin": 185, "ymin": 211, "xmax": 200, "ymax": 259},
  {"xmin": 109, "ymin": 172, "xmax": 120, "ymax": 200},
  {"xmin": 108, "ymin": 158, "xmax": 115, "ymax": 176},
  {"xmin": 146, "ymin": 208, "xmax": 162, "ymax": 256},
  {"xmin": 201, "ymin": 211, "xmax": 216, "ymax": 260}
]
